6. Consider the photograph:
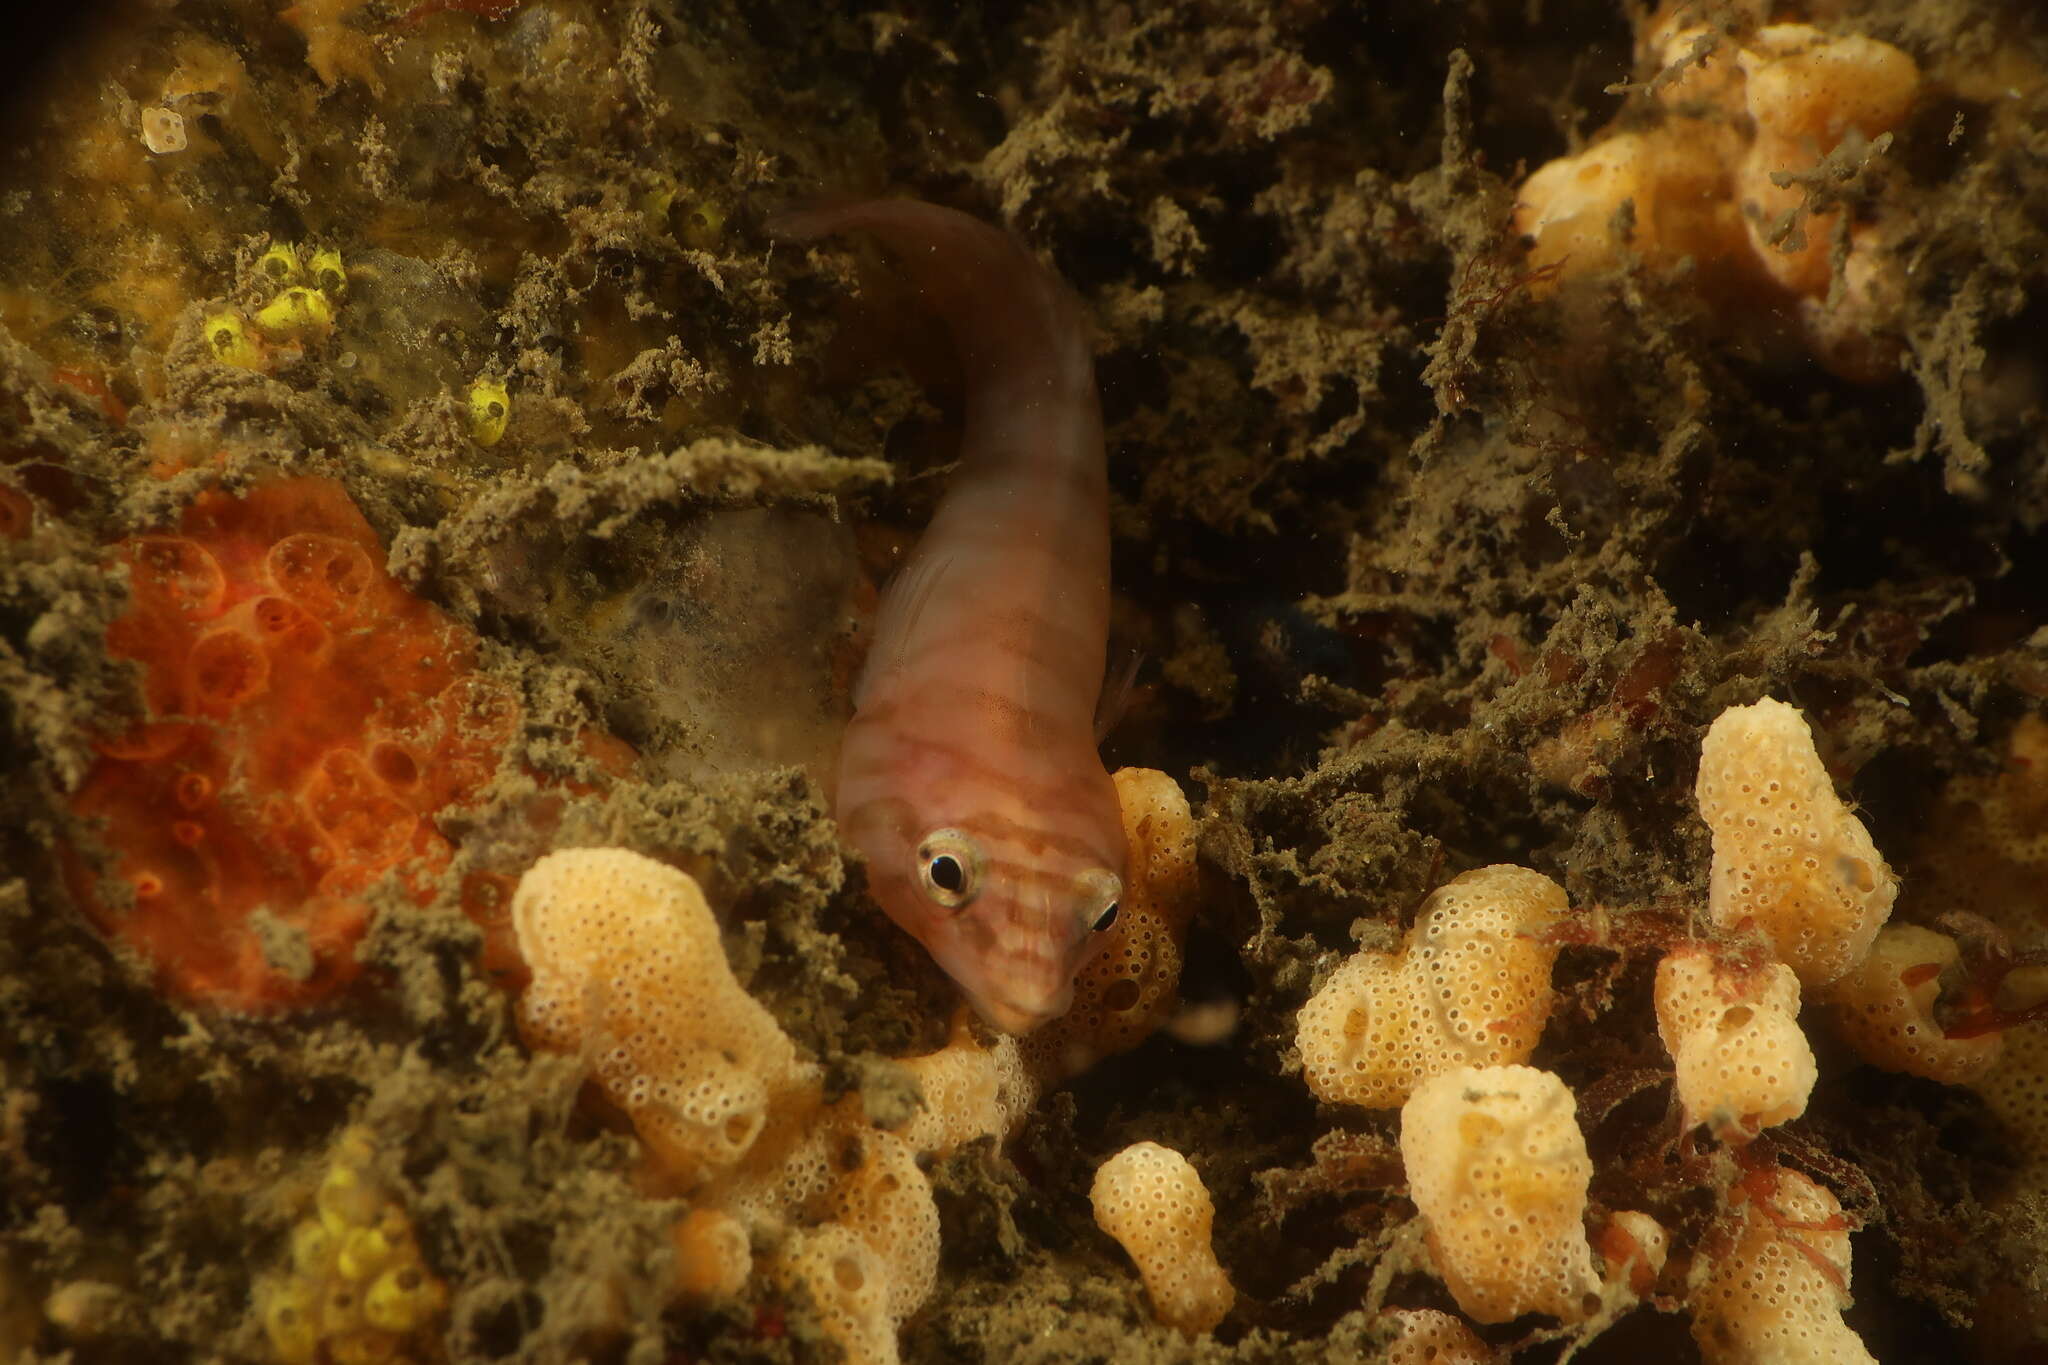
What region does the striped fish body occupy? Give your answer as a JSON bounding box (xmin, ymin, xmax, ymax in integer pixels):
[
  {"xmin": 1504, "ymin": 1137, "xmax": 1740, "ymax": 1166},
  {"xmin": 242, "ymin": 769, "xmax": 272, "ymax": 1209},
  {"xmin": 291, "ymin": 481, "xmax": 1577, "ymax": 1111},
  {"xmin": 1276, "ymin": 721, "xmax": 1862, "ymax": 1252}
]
[{"xmin": 774, "ymin": 199, "xmax": 1126, "ymax": 1034}]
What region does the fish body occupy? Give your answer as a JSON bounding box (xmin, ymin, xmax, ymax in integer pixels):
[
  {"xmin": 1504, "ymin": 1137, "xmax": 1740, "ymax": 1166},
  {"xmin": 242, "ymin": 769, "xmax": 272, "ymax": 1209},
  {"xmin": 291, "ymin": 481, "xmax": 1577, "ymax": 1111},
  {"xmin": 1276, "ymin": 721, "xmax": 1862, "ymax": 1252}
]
[{"xmin": 773, "ymin": 199, "xmax": 1125, "ymax": 1034}]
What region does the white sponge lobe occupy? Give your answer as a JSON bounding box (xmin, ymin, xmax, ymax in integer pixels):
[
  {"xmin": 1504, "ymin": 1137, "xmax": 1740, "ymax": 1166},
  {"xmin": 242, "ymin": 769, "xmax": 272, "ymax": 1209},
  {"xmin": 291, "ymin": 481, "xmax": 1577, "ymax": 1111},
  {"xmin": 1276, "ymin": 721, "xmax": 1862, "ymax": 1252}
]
[
  {"xmin": 1297, "ymin": 866, "xmax": 1570, "ymax": 1109},
  {"xmin": 1089, "ymin": 1141, "xmax": 1235, "ymax": 1335},
  {"xmin": 1690, "ymin": 1168, "xmax": 1875, "ymax": 1365},
  {"xmin": 512, "ymin": 848, "xmax": 817, "ymax": 1187},
  {"xmin": 1399, "ymin": 1065, "xmax": 1600, "ymax": 1324},
  {"xmin": 1820, "ymin": 924, "xmax": 2002, "ymax": 1084},
  {"xmin": 769, "ymin": 1224, "xmax": 899, "ymax": 1365},
  {"xmin": 1696, "ymin": 697, "xmax": 1896, "ymax": 986},
  {"xmin": 1655, "ymin": 945, "xmax": 1817, "ymax": 1141}
]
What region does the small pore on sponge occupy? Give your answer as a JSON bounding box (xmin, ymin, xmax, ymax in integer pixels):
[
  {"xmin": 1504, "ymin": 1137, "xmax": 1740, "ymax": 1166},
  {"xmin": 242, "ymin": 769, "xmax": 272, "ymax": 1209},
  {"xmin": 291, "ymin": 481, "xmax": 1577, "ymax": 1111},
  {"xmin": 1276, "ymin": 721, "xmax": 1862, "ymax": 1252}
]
[{"xmin": 1089, "ymin": 1141, "xmax": 1235, "ymax": 1336}]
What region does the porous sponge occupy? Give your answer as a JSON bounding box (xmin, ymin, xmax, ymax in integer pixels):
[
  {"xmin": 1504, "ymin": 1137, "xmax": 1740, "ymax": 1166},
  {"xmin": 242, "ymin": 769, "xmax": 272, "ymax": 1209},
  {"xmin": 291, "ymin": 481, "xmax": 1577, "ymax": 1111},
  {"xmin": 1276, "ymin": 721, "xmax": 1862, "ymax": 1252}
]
[
  {"xmin": 767, "ymin": 1224, "xmax": 898, "ymax": 1365},
  {"xmin": 1514, "ymin": 14, "xmax": 1921, "ymax": 381},
  {"xmin": 705, "ymin": 1108, "xmax": 942, "ymax": 1363},
  {"xmin": 894, "ymin": 1017, "xmax": 1035, "ymax": 1156},
  {"xmin": 1654, "ymin": 944, "xmax": 1817, "ymax": 1142},
  {"xmin": 509, "ymin": 849, "xmax": 949, "ymax": 1356},
  {"xmin": 1089, "ymin": 1141, "xmax": 1234, "ymax": 1336},
  {"xmin": 1399, "ymin": 1065, "xmax": 1599, "ymax": 1324},
  {"xmin": 1695, "ymin": 697, "xmax": 1896, "ymax": 987},
  {"xmin": 1297, "ymin": 866, "xmax": 1570, "ymax": 1109},
  {"xmin": 1689, "ymin": 1166, "xmax": 1874, "ymax": 1365},
  {"xmin": 809, "ymin": 1128, "xmax": 940, "ymax": 1324},
  {"xmin": 511, "ymin": 848, "xmax": 819, "ymax": 1188},
  {"xmin": 1028, "ymin": 767, "xmax": 1200, "ymax": 1081},
  {"xmin": 62, "ymin": 477, "xmax": 529, "ymax": 1010},
  {"xmin": 683, "ymin": 1110, "xmax": 938, "ymax": 1365},
  {"xmin": 1733, "ymin": 25, "xmax": 1921, "ymax": 298},
  {"xmin": 256, "ymin": 1127, "xmax": 449, "ymax": 1365},
  {"xmin": 1380, "ymin": 1307, "xmax": 1495, "ymax": 1363},
  {"xmin": 672, "ymin": 1208, "xmax": 751, "ymax": 1301},
  {"xmin": 1908, "ymin": 713, "xmax": 2048, "ymax": 934},
  {"xmin": 1516, "ymin": 124, "xmax": 1749, "ymax": 288},
  {"xmin": 1819, "ymin": 924, "xmax": 2003, "ymax": 1085},
  {"xmin": 1970, "ymin": 1018, "xmax": 2048, "ymax": 1205}
]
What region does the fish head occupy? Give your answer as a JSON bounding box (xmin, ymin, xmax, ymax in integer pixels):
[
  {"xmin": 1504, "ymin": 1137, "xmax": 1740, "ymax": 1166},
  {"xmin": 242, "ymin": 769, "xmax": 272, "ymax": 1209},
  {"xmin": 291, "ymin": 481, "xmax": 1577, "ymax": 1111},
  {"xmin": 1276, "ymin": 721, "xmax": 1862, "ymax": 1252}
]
[{"xmin": 844, "ymin": 784, "xmax": 1127, "ymax": 1035}]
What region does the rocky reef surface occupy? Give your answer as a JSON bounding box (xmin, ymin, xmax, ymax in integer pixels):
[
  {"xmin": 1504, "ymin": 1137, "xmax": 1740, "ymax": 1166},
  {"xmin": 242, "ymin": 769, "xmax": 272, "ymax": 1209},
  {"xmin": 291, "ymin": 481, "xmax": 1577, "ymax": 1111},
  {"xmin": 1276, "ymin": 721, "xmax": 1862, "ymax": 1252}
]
[{"xmin": 2, "ymin": 0, "xmax": 2046, "ymax": 1361}]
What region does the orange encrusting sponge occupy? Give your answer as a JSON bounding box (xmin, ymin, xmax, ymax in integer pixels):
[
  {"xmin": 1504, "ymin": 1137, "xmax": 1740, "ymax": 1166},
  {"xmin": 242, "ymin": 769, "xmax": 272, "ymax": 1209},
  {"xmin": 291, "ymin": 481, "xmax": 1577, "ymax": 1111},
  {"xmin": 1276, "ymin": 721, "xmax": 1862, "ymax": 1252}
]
[{"xmin": 63, "ymin": 475, "xmax": 524, "ymax": 1011}]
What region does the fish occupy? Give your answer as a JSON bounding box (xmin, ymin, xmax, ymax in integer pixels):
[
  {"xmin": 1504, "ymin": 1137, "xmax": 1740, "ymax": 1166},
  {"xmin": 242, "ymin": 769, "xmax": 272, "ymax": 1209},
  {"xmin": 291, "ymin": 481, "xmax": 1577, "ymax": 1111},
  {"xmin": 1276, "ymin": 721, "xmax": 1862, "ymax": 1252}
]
[{"xmin": 771, "ymin": 198, "xmax": 1127, "ymax": 1035}]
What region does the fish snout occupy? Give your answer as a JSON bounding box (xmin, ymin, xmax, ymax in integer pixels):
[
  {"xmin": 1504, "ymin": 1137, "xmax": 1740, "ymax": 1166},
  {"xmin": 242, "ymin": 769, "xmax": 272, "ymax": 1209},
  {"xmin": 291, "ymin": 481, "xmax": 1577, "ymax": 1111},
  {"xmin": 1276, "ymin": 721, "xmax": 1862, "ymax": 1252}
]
[{"xmin": 968, "ymin": 976, "xmax": 1075, "ymax": 1036}]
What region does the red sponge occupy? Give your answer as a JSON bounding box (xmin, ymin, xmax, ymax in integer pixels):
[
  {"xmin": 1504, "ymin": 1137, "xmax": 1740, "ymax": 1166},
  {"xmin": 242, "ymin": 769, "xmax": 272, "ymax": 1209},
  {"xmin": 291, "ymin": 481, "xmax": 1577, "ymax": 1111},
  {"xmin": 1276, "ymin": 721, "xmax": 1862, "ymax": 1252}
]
[{"xmin": 64, "ymin": 476, "xmax": 529, "ymax": 1010}]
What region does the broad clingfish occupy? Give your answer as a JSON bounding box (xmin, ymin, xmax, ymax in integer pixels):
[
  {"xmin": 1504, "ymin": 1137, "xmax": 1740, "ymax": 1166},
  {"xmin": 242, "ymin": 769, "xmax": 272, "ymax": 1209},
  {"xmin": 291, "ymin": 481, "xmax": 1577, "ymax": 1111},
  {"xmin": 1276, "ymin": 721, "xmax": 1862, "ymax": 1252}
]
[{"xmin": 772, "ymin": 199, "xmax": 1126, "ymax": 1034}]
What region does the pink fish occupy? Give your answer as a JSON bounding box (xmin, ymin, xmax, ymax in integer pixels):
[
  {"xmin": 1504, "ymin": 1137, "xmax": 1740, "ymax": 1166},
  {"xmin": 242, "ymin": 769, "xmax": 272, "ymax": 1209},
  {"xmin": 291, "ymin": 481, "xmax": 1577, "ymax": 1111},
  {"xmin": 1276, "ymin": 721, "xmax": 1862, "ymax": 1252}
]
[{"xmin": 773, "ymin": 199, "xmax": 1126, "ymax": 1034}]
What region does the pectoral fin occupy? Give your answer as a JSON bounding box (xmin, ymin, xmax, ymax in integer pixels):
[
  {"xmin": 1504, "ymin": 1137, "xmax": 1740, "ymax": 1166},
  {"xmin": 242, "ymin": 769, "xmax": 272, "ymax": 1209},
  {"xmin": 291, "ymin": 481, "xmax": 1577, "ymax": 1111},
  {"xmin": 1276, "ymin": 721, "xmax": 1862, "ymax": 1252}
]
[
  {"xmin": 855, "ymin": 553, "xmax": 952, "ymax": 706},
  {"xmin": 1093, "ymin": 644, "xmax": 1143, "ymax": 744}
]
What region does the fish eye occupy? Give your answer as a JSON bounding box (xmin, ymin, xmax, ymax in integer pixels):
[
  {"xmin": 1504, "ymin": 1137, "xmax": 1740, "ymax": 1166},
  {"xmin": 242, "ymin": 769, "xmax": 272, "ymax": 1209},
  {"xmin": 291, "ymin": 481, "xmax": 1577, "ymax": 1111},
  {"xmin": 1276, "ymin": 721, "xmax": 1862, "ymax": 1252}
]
[
  {"xmin": 916, "ymin": 828, "xmax": 982, "ymax": 910},
  {"xmin": 1076, "ymin": 868, "xmax": 1122, "ymax": 934}
]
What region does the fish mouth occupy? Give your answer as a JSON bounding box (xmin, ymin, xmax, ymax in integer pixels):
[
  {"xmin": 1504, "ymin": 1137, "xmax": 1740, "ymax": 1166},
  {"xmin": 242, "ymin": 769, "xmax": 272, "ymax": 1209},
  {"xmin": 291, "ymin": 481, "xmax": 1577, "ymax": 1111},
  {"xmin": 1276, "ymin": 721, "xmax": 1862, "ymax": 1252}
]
[{"xmin": 968, "ymin": 986, "xmax": 1070, "ymax": 1036}]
